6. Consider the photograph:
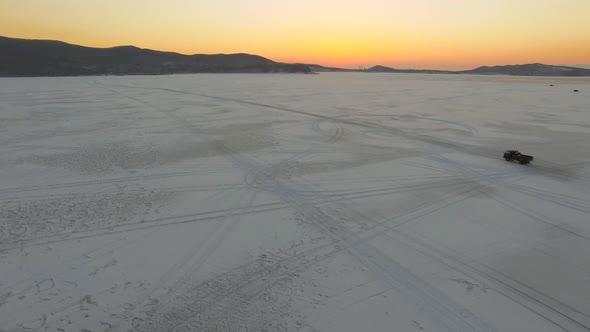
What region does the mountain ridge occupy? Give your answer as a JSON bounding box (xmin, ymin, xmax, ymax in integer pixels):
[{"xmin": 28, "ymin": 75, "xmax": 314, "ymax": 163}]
[
  {"xmin": 367, "ymin": 63, "xmax": 590, "ymax": 76},
  {"xmin": 0, "ymin": 36, "xmax": 311, "ymax": 76},
  {"xmin": 463, "ymin": 63, "xmax": 590, "ymax": 76},
  {"xmin": 2, "ymin": 36, "xmax": 590, "ymax": 77}
]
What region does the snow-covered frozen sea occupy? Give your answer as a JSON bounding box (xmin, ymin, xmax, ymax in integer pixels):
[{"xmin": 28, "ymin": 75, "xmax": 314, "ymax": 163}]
[{"xmin": 1, "ymin": 73, "xmax": 590, "ymax": 331}]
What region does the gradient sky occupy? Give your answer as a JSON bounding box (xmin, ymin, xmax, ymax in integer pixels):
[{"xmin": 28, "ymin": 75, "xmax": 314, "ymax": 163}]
[{"xmin": 1, "ymin": 0, "xmax": 589, "ymax": 69}]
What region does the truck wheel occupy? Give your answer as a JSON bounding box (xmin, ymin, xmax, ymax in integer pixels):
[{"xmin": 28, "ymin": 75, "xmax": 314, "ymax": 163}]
[
  {"xmin": 505, "ymin": 157, "xmax": 511, "ymax": 161},
  {"xmin": 519, "ymin": 161, "xmax": 526, "ymax": 165}
]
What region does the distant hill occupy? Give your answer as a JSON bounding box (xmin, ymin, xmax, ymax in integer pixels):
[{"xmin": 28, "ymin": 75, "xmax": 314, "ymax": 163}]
[
  {"xmin": 461, "ymin": 63, "xmax": 590, "ymax": 76},
  {"xmin": 366, "ymin": 65, "xmax": 399, "ymax": 73},
  {"xmin": 367, "ymin": 63, "xmax": 590, "ymax": 76},
  {"xmin": 0, "ymin": 36, "xmax": 312, "ymax": 76},
  {"xmin": 366, "ymin": 65, "xmax": 454, "ymax": 74},
  {"xmin": 307, "ymin": 64, "xmax": 357, "ymax": 72}
]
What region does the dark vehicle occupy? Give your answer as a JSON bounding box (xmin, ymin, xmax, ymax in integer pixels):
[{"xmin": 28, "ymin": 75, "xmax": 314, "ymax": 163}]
[{"xmin": 504, "ymin": 150, "xmax": 533, "ymax": 164}]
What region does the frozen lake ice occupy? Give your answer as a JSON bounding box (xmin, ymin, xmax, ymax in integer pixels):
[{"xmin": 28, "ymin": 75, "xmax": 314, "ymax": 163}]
[{"xmin": 1, "ymin": 73, "xmax": 590, "ymax": 331}]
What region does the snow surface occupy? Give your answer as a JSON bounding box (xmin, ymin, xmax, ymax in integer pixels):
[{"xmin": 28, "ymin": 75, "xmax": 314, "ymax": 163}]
[{"xmin": 1, "ymin": 73, "xmax": 589, "ymax": 332}]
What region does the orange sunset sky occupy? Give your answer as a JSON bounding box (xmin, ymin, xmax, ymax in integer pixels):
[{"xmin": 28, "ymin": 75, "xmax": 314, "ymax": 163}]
[{"xmin": 1, "ymin": 0, "xmax": 589, "ymax": 69}]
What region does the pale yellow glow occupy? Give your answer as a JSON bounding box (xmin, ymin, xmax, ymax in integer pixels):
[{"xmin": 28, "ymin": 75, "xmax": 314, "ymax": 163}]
[{"xmin": 1, "ymin": 0, "xmax": 589, "ymax": 69}]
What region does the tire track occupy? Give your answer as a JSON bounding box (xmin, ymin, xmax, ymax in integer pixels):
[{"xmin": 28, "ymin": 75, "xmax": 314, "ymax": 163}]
[
  {"xmin": 405, "ymin": 156, "xmax": 590, "ymax": 216},
  {"xmin": 386, "ymin": 228, "xmax": 590, "ymax": 331},
  {"xmin": 1, "ymin": 175, "xmax": 249, "ymax": 331},
  {"xmin": 0, "ymin": 183, "xmax": 245, "ymax": 202},
  {"xmin": 0, "ymin": 178, "xmax": 247, "ymax": 306},
  {"xmin": 425, "ymin": 154, "xmax": 590, "ymax": 239},
  {"xmin": 387, "ymin": 155, "xmax": 590, "ymax": 329},
  {"xmin": 109, "ymin": 188, "xmax": 259, "ymax": 331},
  {"xmin": 93, "ymin": 82, "xmax": 504, "ymax": 164},
  {"xmin": 0, "ymin": 168, "xmax": 235, "ymax": 196},
  {"xmin": 178, "ymin": 147, "xmax": 494, "ymax": 331},
  {"xmin": 280, "ymin": 153, "xmax": 590, "ymax": 331},
  {"xmin": 137, "ymin": 182, "xmax": 485, "ymax": 331},
  {"xmin": 100, "ymin": 80, "xmax": 586, "ymax": 181},
  {"xmin": 1, "ymin": 174, "xmax": 477, "ymax": 252},
  {"xmin": 311, "ymin": 118, "xmax": 345, "ymax": 144}
]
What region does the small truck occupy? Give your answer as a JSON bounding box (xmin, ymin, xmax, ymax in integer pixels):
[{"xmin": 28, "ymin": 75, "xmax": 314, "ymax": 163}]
[{"xmin": 504, "ymin": 150, "xmax": 533, "ymax": 165}]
